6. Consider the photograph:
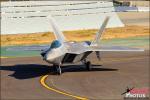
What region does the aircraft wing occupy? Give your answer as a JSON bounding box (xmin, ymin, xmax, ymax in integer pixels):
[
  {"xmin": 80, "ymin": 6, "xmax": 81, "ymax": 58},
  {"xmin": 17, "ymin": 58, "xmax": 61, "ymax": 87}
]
[
  {"xmin": 87, "ymin": 45, "xmax": 144, "ymax": 52},
  {"xmin": 67, "ymin": 48, "xmax": 86, "ymax": 54},
  {"xmin": 6, "ymin": 45, "xmax": 49, "ymax": 51},
  {"xmin": 67, "ymin": 43, "xmax": 88, "ymax": 54}
]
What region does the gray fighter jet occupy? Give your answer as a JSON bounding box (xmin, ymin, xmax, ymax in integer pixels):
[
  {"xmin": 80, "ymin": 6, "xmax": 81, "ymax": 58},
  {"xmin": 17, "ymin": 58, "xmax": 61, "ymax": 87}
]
[
  {"xmin": 40, "ymin": 16, "xmax": 144, "ymax": 74},
  {"xmin": 7, "ymin": 16, "xmax": 143, "ymax": 75}
]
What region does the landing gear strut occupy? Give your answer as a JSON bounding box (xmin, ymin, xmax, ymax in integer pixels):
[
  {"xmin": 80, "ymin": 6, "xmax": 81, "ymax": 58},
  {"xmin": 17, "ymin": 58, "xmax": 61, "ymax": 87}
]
[
  {"xmin": 53, "ymin": 64, "xmax": 62, "ymax": 75},
  {"xmin": 83, "ymin": 59, "xmax": 92, "ymax": 71},
  {"xmin": 85, "ymin": 61, "xmax": 91, "ymax": 71}
]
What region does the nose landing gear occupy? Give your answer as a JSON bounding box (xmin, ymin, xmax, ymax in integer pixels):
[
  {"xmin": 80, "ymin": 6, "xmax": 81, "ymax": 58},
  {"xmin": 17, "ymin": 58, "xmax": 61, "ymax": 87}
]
[
  {"xmin": 53, "ymin": 59, "xmax": 92, "ymax": 75},
  {"xmin": 53, "ymin": 64, "xmax": 62, "ymax": 75}
]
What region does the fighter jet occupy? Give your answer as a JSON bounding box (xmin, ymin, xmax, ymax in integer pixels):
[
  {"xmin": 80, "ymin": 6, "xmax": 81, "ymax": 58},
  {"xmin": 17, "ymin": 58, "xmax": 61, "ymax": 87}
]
[
  {"xmin": 7, "ymin": 16, "xmax": 143, "ymax": 75},
  {"xmin": 37, "ymin": 16, "xmax": 144, "ymax": 74}
]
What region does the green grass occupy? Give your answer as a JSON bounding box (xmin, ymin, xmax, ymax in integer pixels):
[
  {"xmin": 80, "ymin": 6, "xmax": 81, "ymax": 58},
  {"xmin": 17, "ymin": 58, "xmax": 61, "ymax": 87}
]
[
  {"xmin": 1, "ymin": 36, "xmax": 149, "ymax": 57},
  {"xmin": 101, "ymin": 36, "xmax": 149, "ymax": 47}
]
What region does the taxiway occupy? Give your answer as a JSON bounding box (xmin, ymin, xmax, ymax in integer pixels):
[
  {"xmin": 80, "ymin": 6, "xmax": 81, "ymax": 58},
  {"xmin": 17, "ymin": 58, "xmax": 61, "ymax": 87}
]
[{"xmin": 0, "ymin": 51, "xmax": 149, "ymax": 100}]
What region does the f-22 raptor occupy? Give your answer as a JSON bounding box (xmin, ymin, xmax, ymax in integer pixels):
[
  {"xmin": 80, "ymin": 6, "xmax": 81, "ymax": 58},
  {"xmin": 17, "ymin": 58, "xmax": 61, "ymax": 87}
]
[
  {"xmin": 40, "ymin": 16, "xmax": 143, "ymax": 75},
  {"xmin": 8, "ymin": 16, "xmax": 143, "ymax": 75}
]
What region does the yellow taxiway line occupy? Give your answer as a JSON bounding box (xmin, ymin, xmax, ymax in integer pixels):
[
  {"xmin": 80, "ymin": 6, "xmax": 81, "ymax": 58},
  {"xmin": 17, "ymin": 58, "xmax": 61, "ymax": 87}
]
[
  {"xmin": 40, "ymin": 75, "xmax": 88, "ymax": 100},
  {"xmin": 0, "ymin": 56, "xmax": 9, "ymax": 59},
  {"xmin": 39, "ymin": 56, "xmax": 146, "ymax": 99}
]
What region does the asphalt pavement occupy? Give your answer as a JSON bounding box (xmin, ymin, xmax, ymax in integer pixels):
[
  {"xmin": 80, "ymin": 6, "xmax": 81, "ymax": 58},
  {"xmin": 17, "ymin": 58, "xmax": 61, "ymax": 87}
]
[{"xmin": 0, "ymin": 51, "xmax": 149, "ymax": 100}]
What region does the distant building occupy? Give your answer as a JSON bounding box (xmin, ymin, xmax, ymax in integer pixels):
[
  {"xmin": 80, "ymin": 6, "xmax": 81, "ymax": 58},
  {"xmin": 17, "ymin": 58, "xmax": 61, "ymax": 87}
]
[
  {"xmin": 113, "ymin": 0, "xmax": 130, "ymax": 6},
  {"xmin": 130, "ymin": 1, "xmax": 149, "ymax": 7},
  {"xmin": 113, "ymin": 0, "xmax": 149, "ymax": 7},
  {"xmin": 1, "ymin": 1, "xmax": 124, "ymax": 34},
  {"xmin": 1, "ymin": 0, "xmax": 149, "ymax": 7}
]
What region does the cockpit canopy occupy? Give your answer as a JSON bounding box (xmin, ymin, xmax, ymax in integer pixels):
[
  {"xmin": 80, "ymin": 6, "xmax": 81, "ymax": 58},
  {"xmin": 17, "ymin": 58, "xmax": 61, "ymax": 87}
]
[{"xmin": 50, "ymin": 40, "xmax": 62, "ymax": 49}]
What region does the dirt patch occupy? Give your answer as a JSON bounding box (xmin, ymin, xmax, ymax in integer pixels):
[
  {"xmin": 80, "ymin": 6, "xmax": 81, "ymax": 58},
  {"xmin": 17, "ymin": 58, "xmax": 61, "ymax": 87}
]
[{"xmin": 1, "ymin": 25, "xmax": 149, "ymax": 46}]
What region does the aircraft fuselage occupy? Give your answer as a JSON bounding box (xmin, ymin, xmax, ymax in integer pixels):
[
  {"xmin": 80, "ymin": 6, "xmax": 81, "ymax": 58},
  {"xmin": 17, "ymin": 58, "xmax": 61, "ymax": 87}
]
[{"xmin": 41, "ymin": 41, "xmax": 92, "ymax": 65}]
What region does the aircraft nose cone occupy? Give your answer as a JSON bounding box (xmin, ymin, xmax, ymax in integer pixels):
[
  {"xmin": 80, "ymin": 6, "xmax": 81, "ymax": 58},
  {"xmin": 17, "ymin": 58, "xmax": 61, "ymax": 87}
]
[{"xmin": 44, "ymin": 52, "xmax": 56, "ymax": 63}]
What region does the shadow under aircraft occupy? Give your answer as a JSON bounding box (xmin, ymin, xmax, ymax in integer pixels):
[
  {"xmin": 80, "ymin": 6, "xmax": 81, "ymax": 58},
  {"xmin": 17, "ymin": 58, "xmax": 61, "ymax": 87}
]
[{"xmin": 0, "ymin": 64, "xmax": 118, "ymax": 79}]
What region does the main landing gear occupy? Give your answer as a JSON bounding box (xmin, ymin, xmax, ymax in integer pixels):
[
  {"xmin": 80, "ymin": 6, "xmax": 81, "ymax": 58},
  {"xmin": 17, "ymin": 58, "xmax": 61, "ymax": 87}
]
[
  {"xmin": 53, "ymin": 64, "xmax": 62, "ymax": 75},
  {"xmin": 83, "ymin": 59, "xmax": 92, "ymax": 71},
  {"xmin": 53, "ymin": 60, "xmax": 92, "ymax": 75}
]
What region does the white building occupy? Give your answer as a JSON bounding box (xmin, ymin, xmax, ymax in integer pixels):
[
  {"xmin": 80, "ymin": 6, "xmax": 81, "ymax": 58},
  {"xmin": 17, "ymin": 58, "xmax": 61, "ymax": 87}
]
[{"xmin": 1, "ymin": 1, "xmax": 124, "ymax": 34}]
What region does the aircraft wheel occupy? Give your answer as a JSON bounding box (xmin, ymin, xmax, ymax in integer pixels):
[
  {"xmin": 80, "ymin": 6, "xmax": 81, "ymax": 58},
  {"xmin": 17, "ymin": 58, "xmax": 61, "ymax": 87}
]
[{"xmin": 85, "ymin": 61, "xmax": 91, "ymax": 71}]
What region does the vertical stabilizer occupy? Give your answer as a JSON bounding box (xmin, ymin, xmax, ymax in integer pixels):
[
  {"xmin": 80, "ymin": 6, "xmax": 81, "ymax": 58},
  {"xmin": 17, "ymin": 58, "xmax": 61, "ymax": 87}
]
[
  {"xmin": 91, "ymin": 16, "xmax": 110, "ymax": 46},
  {"xmin": 47, "ymin": 15, "xmax": 66, "ymax": 43}
]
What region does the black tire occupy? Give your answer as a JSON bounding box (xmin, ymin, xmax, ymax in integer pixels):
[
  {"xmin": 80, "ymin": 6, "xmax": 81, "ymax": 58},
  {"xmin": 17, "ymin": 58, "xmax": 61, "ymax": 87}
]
[{"xmin": 86, "ymin": 61, "xmax": 91, "ymax": 71}]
